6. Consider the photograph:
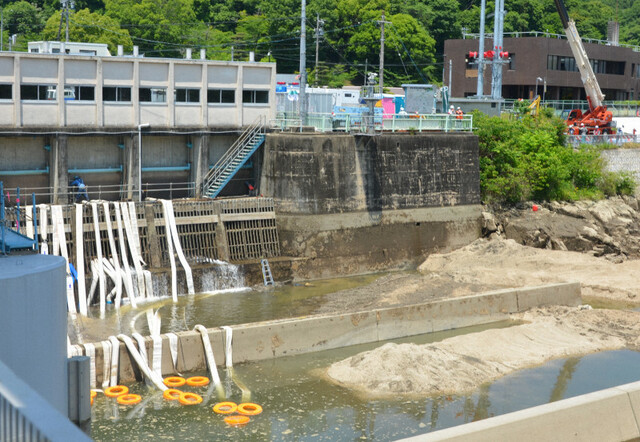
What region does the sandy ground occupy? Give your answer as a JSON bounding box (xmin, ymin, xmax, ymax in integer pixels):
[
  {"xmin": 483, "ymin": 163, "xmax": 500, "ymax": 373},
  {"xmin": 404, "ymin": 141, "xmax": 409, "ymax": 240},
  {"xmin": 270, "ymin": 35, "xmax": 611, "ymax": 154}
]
[{"xmin": 323, "ymin": 237, "xmax": 640, "ymax": 397}]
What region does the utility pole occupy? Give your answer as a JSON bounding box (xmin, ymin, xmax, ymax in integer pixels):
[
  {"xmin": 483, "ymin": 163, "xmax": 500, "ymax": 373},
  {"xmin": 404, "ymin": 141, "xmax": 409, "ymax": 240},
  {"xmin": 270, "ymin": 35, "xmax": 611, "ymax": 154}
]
[
  {"xmin": 491, "ymin": 0, "xmax": 504, "ymax": 100},
  {"xmin": 299, "ymin": 0, "xmax": 307, "ymax": 129},
  {"xmin": 314, "ymin": 13, "xmax": 324, "ymax": 86},
  {"xmin": 378, "ymin": 12, "xmax": 390, "ymax": 92},
  {"xmin": 231, "ymin": 46, "xmax": 234, "ymax": 61},
  {"xmin": 1, "ymin": 8, "xmax": 3, "ymax": 52},
  {"xmin": 476, "ymin": 0, "xmax": 486, "ymax": 97},
  {"xmin": 449, "ymin": 59, "xmax": 452, "ymax": 94}
]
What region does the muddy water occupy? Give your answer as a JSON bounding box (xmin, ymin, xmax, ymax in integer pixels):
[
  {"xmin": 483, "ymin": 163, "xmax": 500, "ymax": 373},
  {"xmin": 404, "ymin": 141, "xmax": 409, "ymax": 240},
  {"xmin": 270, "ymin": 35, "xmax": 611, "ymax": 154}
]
[
  {"xmin": 90, "ymin": 322, "xmax": 640, "ymax": 441},
  {"xmin": 69, "ymin": 273, "xmax": 385, "ymax": 344}
]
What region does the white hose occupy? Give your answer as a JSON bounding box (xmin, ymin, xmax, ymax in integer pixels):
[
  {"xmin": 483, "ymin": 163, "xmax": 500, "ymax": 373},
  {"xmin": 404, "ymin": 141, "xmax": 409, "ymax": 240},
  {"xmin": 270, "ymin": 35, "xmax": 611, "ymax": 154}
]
[
  {"xmin": 166, "ymin": 333, "xmax": 180, "ymax": 374},
  {"xmin": 159, "ymin": 201, "xmax": 178, "ymax": 302},
  {"xmin": 39, "ymin": 205, "xmax": 49, "ymax": 254},
  {"xmin": 117, "ymin": 334, "xmax": 167, "ymax": 391},
  {"xmin": 194, "ymin": 325, "xmax": 221, "ymax": 387},
  {"xmin": 221, "ymin": 326, "xmax": 233, "ymax": 368},
  {"xmin": 162, "ymin": 200, "xmax": 194, "ymax": 294},
  {"xmin": 103, "ymin": 202, "xmax": 123, "ymax": 308},
  {"xmin": 113, "ymin": 203, "xmax": 136, "ymax": 308},
  {"xmin": 132, "ymin": 333, "xmax": 152, "ymax": 387},
  {"xmin": 101, "ymin": 339, "xmax": 112, "ymax": 388},
  {"xmin": 108, "ymin": 336, "xmax": 120, "ymax": 387},
  {"xmin": 83, "ymin": 343, "xmax": 96, "ymax": 389},
  {"xmin": 75, "ymin": 204, "xmax": 87, "ymax": 316},
  {"xmin": 90, "ymin": 203, "xmax": 106, "ymax": 314},
  {"xmin": 52, "ymin": 205, "xmax": 76, "ymax": 314},
  {"xmin": 121, "ymin": 202, "xmax": 146, "ymax": 299}
]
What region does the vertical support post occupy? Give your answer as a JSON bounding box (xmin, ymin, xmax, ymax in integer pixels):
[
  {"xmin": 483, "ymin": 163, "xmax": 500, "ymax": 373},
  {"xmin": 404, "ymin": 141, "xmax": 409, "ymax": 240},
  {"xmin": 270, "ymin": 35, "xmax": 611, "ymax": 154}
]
[
  {"xmin": 379, "ymin": 12, "xmax": 386, "ymax": 92},
  {"xmin": 477, "ymin": 0, "xmax": 486, "ymax": 97},
  {"xmin": 213, "ymin": 202, "xmax": 230, "ymax": 261},
  {"xmin": 68, "ymin": 355, "xmax": 91, "ymax": 428},
  {"xmin": 1, "ymin": 181, "xmax": 5, "ymax": 255},
  {"xmin": 50, "ymin": 134, "xmax": 69, "ymax": 205},
  {"xmin": 32, "ymin": 193, "xmax": 39, "ymax": 252},
  {"xmin": 191, "ymin": 134, "xmax": 209, "ymax": 198},
  {"xmin": 144, "ymin": 202, "xmax": 162, "ymax": 268}
]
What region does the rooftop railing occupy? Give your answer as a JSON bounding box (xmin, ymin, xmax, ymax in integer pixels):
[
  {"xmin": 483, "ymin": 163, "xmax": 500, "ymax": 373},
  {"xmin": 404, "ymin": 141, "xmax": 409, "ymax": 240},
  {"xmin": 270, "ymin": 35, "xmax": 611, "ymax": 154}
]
[{"xmin": 271, "ymin": 112, "xmax": 474, "ymax": 133}]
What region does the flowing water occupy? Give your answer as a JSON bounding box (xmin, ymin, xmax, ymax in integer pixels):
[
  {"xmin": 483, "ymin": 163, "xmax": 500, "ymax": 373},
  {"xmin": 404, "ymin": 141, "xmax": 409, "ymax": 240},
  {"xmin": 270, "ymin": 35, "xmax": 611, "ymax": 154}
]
[{"xmin": 89, "ymin": 321, "xmax": 640, "ymax": 441}]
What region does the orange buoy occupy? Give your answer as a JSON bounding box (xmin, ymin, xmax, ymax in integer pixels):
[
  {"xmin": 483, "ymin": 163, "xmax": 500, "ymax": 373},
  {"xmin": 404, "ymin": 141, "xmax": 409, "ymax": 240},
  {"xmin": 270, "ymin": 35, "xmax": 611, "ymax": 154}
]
[
  {"xmin": 213, "ymin": 402, "xmax": 238, "ymax": 414},
  {"xmin": 117, "ymin": 394, "xmax": 142, "ymax": 405},
  {"xmin": 186, "ymin": 376, "xmax": 210, "ymax": 387},
  {"xmin": 163, "ymin": 389, "xmax": 182, "ymax": 401},
  {"xmin": 163, "ymin": 376, "xmax": 186, "ymax": 388},
  {"xmin": 237, "ymin": 403, "xmax": 263, "ymax": 416},
  {"xmin": 179, "ymin": 392, "xmax": 203, "ymax": 405},
  {"xmin": 104, "ymin": 385, "xmax": 129, "ymax": 398},
  {"xmin": 224, "ymin": 415, "xmax": 250, "ymax": 427}
]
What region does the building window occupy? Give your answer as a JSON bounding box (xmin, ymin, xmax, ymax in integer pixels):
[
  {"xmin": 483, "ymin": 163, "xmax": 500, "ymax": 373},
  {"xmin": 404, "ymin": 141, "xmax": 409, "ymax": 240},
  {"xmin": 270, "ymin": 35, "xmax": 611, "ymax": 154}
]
[
  {"xmin": 139, "ymin": 87, "xmax": 167, "ymax": 103},
  {"xmin": 103, "ymin": 86, "xmax": 132, "ymax": 102},
  {"xmin": 207, "ymin": 89, "xmax": 235, "ymax": 103},
  {"xmin": 20, "ymin": 84, "xmax": 56, "ymax": 100},
  {"xmin": 175, "ymin": 88, "xmax": 200, "ymax": 103},
  {"xmin": 0, "ymin": 84, "xmax": 11, "ymax": 99},
  {"xmin": 67, "ymin": 85, "xmax": 95, "ymax": 101},
  {"xmin": 242, "ymin": 89, "xmax": 269, "ymax": 104}
]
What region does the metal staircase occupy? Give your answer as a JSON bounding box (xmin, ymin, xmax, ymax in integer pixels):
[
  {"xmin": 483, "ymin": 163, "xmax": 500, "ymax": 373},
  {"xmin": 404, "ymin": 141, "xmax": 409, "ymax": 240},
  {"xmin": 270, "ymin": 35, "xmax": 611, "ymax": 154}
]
[{"xmin": 203, "ymin": 117, "xmax": 266, "ymax": 199}]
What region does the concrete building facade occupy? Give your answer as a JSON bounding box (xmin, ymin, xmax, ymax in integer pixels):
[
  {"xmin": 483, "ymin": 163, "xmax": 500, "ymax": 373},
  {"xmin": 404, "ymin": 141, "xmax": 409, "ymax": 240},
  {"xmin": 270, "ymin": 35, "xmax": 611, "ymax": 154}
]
[
  {"xmin": 444, "ymin": 36, "xmax": 640, "ymax": 101},
  {"xmin": 0, "ymin": 50, "xmax": 276, "ymax": 129}
]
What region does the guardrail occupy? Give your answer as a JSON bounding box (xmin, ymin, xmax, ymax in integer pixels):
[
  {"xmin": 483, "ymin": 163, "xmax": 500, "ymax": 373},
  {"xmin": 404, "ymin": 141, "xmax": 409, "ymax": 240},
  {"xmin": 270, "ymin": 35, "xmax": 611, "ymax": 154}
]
[
  {"xmin": 0, "ymin": 358, "xmax": 91, "ymax": 442},
  {"xmin": 566, "ymin": 134, "xmax": 639, "ymax": 146},
  {"xmin": 271, "ymin": 113, "xmax": 473, "ymax": 133}
]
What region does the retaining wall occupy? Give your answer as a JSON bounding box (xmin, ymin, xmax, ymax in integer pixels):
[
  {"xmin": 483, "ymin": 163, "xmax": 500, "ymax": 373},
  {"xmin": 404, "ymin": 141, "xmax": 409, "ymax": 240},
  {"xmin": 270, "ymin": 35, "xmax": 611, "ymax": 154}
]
[
  {"xmin": 79, "ymin": 282, "xmax": 580, "ymax": 385},
  {"xmin": 406, "ymin": 380, "xmax": 640, "ymax": 442},
  {"xmin": 259, "ymin": 133, "xmax": 483, "ymax": 278}
]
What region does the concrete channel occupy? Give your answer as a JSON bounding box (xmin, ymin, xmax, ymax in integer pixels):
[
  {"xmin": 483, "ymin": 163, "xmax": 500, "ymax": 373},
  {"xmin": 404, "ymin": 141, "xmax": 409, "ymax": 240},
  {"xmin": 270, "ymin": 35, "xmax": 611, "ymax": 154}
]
[{"xmin": 80, "ymin": 282, "xmax": 581, "ymax": 385}]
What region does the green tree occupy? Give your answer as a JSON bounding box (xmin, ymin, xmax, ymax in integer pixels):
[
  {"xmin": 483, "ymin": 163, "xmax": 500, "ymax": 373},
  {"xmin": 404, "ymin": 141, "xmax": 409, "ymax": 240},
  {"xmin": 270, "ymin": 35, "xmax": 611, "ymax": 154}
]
[
  {"xmin": 2, "ymin": 1, "xmax": 46, "ymax": 37},
  {"xmin": 41, "ymin": 9, "xmax": 132, "ymax": 53}
]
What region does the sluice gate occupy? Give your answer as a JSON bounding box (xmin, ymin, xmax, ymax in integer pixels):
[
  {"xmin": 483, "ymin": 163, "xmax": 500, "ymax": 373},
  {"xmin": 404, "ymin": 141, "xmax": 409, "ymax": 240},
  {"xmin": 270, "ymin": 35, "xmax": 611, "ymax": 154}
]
[{"xmin": 3, "ymin": 197, "xmax": 280, "ymax": 309}]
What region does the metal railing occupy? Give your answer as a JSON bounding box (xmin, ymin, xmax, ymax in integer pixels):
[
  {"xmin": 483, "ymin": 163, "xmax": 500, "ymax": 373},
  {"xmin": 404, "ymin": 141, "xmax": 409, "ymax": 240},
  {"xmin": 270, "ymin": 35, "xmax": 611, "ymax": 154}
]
[
  {"xmin": 566, "ymin": 134, "xmax": 639, "ymax": 146},
  {"xmin": 2, "ymin": 182, "xmax": 196, "ymax": 203},
  {"xmin": 503, "ymin": 100, "xmax": 640, "ymax": 118},
  {"xmin": 0, "ymin": 359, "xmax": 91, "ymax": 442},
  {"xmin": 271, "ymin": 112, "xmax": 474, "ymax": 133}
]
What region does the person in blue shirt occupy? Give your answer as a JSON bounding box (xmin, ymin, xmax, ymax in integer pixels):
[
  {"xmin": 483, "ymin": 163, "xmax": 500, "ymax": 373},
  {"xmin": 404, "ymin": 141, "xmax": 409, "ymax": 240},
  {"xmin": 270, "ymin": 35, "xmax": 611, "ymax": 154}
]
[{"xmin": 69, "ymin": 176, "xmax": 89, "ymax": 202}]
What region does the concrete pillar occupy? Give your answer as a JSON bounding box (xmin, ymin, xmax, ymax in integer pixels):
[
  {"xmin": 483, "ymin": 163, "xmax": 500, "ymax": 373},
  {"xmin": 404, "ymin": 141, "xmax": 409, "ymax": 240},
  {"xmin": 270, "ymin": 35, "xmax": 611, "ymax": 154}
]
[
  {"xmin": 67, "ymin": 355, "xmax": 91, "ymax": 430},
  {"xmin": 13, "ymin": 54, "xmax": 21, "ymax": 126},
  {"xmin": 191, "ymin": 134, "xmax": 209, "ymax": 197},
  {"xmin": 168, "ymin": 61, "xmax": 175, "ymax": 127},
  {"xmin": 237, "ymin": 65, "xmax": 243, "ymax": 128},
  {"xmin": 144, "ymin": 202, "xmax": 162, "ymax": 268},
  {"xmin": 123, "ymin": 135, "xmax": 137, "ymax": 200},
  {"xmin": 50, "ymin": 134, "xmax": 69, "ymax": 205},
  {"xmin": 213, "ymin": 202, "xmax": 230, "ymax": 261}
]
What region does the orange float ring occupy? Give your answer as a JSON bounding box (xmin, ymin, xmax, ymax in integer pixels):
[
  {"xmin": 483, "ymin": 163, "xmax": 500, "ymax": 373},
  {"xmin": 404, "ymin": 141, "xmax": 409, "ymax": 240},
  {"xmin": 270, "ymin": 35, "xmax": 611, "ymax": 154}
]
[
  {"xmin": 179, "ymin": 392, "xmax": 203, "ymax": 406},
  {"xmin": 186, "ymin": 376, "xmax": 209, "ymax": 387},
  {"xmin": 163, "ymin": 389, "xmax": 182, "ymax": 401},
  {"xmin": 163, "ymin": 376, "xmax": 186, "ymax": 388},
  {"xmin": 213, "ymin": 402, "xmax": 238, "ymax": 414},
  {"xmin": 237, "ymin": 403, "xmax": 263, "ymax": 416},
  {"xmin": 90, "ymin": 390, "xmax": 98, "ymax": 399},
  {"xmin": 117, "ymin": 394, "xmax": 142, "ymax": 405},
  {"xmin": 104, "ymin": 385, "xmax": 129, "ymax": 398},
  {"xmin": 224, "ymin": 415, "xmax": 250, "ymax": 427}
]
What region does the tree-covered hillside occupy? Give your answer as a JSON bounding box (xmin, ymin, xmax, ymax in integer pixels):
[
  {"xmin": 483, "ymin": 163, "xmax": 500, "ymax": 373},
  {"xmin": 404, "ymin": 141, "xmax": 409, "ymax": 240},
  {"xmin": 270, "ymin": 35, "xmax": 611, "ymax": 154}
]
[{"xmin": 0, "ymin": 0, "xmax": 636, "ymax": 87}]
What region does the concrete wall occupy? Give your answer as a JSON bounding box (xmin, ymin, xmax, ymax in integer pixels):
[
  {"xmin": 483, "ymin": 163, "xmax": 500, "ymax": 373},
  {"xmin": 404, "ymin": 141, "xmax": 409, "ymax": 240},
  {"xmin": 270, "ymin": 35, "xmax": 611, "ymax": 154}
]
[
  {"xmin": 406, "ymin": 380, "xmax": 640, "ymax": 442},
  {"xmin": 602, "ymin": 147, "xmax": 640, "ymax": 185},
  {"xmin": 259, "ymin": 133, "xmax": 482, "ymax": 277},
  {"xmin": 79, "ymin": 282, "xmax": 580, "ymax": 385},
  {"xmin": 0, "ymin": 255, "xmax": 68, "ymax": 416}
]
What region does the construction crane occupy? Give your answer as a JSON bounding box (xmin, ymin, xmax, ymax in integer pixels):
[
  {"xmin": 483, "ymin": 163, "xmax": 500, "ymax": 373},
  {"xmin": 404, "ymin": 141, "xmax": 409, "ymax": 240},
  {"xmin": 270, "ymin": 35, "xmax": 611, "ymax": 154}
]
[{"xmin": 553, "ymin": 0, "xmax": 614, "ymax": 134}]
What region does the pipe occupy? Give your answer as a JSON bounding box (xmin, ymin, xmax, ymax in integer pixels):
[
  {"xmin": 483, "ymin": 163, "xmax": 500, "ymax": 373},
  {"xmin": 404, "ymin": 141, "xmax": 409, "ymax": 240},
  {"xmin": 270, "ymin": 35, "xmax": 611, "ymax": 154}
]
[
  {"xmin": 1, "ymin": 181, "xmax": 5, "ymax": 255},
  {"xmin": 0, "ymin": 166, "xmax": 49, "ymax": 176},
  {"xmin": 142, "ymin": 164, "xmax": 191, "ymax": 172},
  {"xmin": 68, "ymin": 166, "xmax": 123, "ymax": 174},
  {"xmin": 32, "ymin": 193, "xmax": 38, "ymax": 253}
]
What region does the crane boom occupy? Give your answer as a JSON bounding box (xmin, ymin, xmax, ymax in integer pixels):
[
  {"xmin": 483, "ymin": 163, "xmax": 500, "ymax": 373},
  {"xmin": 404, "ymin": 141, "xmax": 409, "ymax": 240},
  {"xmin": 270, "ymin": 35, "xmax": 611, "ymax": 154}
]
[{"xmin": 553, "ymin": 0, "xmax": 604, "ymax": 110}]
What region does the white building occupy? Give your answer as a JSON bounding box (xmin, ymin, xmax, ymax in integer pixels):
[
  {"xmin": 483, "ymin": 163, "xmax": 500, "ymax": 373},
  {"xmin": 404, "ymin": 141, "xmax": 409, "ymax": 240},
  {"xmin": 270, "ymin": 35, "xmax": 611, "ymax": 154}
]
[{"xmin": 0, "ymin": 47, "xmax": 276, "ymax": 129}]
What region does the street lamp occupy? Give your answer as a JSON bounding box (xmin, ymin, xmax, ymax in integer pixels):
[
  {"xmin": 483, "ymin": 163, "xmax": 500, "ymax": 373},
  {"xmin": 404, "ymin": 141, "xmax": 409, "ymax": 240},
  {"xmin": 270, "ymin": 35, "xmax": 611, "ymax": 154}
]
[
  {"xmin": 535, "ymin": 77, "xmax": 543, "ymax": 98},
  {"xmin": 137, "ymin": 123, "xmax": 149, "ymax": 201}
]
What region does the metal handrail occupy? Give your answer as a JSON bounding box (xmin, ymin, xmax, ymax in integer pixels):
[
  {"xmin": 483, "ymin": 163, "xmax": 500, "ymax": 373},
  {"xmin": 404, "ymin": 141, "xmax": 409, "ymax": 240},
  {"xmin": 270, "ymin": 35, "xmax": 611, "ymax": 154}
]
[{"xmin": 202, "ymin": 116, "xmax": 265, "ymax": 194}]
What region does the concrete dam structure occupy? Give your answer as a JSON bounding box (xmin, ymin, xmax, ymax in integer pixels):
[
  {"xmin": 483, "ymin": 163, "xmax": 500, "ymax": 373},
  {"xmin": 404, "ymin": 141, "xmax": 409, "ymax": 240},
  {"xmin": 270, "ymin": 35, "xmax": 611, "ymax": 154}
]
[{"xmin": 261, "ymin": 133, "xmax": 483, "ymax": 277}]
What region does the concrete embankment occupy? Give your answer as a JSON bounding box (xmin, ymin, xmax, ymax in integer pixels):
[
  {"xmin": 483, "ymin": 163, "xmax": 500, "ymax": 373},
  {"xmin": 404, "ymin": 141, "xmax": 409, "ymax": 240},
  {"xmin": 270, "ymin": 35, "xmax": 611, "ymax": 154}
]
[
  {"xmin": 405, "ymin": 380, "xmax": 640, "ymax": 442},
  {"xmin": 83, "ymin": 282, "xmax": 580, "ymax": 385}
]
